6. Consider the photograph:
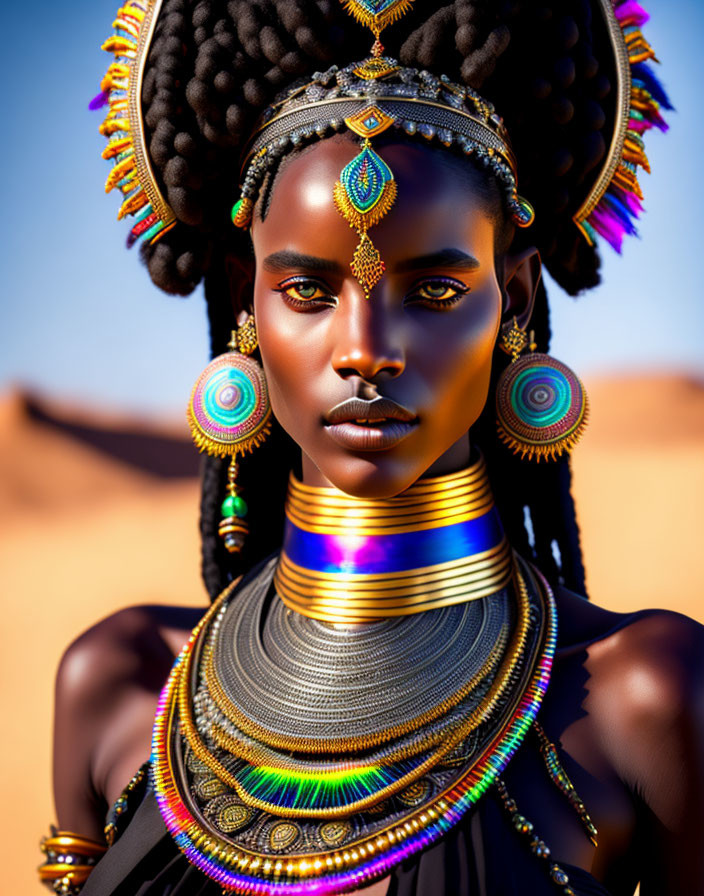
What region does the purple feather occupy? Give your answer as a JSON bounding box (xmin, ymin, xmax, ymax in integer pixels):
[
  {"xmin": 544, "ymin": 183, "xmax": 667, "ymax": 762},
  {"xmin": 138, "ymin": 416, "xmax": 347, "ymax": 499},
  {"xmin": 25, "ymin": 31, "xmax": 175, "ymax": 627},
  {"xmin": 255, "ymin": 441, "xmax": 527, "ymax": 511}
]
[
  {"xmin": 590, "ymin": 205, "xmax": 628, "ymax": 253},
  {"xmin": 645, "ymin": 105, "xmax": 669, "ymax": 132},
  {"xmin": 89, "ymin": 89, "xmax": 110, "ymax": 110},
  {"xmin": 612, "ymin": 186, "xmax": 643, "ymax": 216},
  {"xmin": 602, "ymin": 195, "xmax": 638, "ymax": 234},
  {"xmin": 614, "ymin": 0, "xmax": 649, "ymax": 26}
]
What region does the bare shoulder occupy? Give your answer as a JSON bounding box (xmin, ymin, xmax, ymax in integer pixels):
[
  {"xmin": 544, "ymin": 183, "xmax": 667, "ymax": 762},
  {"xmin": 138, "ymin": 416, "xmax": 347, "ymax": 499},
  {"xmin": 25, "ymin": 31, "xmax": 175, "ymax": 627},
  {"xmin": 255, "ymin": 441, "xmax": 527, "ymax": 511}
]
[
  {"xmin": 56, "ymin": 603, "xmax": 203, "ymax": 699},
  {"xmin": 566, "ymin": 593, "xmax": 704, "ymax": 819},
  {"xmin": 555, "ymin": 584, "xmax": 704, "ymax": 691},
  {"xmin": 585, "ymin": 603, "xmax": 704, "ymax": 711},
  {"xmin": 53, "ymin": 603, "xmax": 205, "ymax": 838}
]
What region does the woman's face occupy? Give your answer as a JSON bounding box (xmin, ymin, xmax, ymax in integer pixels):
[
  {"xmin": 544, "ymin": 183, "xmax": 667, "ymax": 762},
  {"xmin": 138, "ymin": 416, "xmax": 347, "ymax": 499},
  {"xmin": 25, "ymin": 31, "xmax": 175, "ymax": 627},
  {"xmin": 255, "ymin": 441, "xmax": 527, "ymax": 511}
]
[{"xmin": 250, "ymin": 137, "xmax": 518, "ymax": 497}]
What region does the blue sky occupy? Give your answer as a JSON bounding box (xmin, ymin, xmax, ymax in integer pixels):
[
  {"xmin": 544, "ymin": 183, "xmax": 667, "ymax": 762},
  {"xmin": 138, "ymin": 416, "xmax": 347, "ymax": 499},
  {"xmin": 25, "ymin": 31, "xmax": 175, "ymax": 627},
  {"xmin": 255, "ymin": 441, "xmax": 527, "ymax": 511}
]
[{"xmin": 1, "ymin": 0, "xmax": 702, "ymax": 415}]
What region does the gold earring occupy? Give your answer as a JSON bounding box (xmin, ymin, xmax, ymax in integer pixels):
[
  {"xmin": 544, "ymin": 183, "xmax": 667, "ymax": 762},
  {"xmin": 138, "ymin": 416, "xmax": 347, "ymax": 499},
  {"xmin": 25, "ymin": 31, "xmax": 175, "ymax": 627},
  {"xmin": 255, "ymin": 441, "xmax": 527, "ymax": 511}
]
[
  {"xmin": 187, "ymin": 316, "xmax": 271, "ymax": 552},
  {"xmin": 495, "ymin": 318, "xmax": 588, "ymax": 461}
]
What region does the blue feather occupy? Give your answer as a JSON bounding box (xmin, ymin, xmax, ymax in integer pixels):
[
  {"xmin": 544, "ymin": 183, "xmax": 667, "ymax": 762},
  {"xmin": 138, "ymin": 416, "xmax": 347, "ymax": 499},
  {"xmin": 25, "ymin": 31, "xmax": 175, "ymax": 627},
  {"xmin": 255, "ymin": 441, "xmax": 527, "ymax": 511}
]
[{"xmin": 632, "ymin": 63, "xmax": 673, "ymax": 110}]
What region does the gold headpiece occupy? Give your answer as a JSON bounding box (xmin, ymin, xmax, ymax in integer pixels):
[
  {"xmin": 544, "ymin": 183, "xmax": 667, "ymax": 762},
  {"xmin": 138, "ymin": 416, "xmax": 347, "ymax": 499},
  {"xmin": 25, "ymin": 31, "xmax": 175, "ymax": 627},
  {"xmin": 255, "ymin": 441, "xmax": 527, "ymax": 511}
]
[
  {"xmin": 572, "ymin": 0, "xmax": 671, "ymax": 251},
  {"xmin": 96, "ymin": 0, "xmax": 175, "ymax": 247},
  {"xmin": 234, "ymin": 67, "xmax": 535, "ymax": 297},
  {"xmin": 340, "ymin": 0, "xmax": 415, "ymax": 57}
]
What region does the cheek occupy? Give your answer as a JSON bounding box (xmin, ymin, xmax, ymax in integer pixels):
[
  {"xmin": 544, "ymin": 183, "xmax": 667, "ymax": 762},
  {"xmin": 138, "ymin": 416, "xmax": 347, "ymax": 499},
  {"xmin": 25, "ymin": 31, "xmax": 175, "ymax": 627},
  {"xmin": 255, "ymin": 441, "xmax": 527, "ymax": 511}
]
[
  {"xmin": 253, "ymin": 294, "xmax": 294, "ymax": 423},
  {"xmin": 253, "ymin": 291, "xmax": 324, "ymax": 436},
  {"xmin": 418, "ymin": 284, "xmax": 502, "ymax": 423}
]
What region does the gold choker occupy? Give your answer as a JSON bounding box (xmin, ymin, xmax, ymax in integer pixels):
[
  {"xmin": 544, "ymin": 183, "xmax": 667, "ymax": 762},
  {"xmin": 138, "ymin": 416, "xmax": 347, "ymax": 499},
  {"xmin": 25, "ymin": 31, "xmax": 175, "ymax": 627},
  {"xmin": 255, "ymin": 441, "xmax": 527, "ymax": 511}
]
[{"xmin": 274, "ymin": 456, "xmax": 512, "ymax": 622}]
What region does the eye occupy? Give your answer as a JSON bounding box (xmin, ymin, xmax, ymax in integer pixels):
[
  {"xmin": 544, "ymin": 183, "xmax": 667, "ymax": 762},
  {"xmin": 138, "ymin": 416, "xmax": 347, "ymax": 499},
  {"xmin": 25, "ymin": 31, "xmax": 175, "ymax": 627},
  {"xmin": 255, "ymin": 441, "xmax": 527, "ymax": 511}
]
[
  {"xmin": 276, "ymin": 278, "xmax": 336, "ymax": 310},
  {"xmin": 405, "ymin": 278, "xmax": 469, "ymax": 309}
]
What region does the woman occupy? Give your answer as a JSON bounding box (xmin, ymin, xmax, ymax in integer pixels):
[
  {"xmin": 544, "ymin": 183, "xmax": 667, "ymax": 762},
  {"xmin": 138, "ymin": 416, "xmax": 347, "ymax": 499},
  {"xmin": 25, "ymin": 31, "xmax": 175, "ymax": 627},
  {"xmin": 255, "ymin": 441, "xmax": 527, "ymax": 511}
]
[{"xmin": 41, "ymin": 1, "xmax": 704, "ymax": 894}]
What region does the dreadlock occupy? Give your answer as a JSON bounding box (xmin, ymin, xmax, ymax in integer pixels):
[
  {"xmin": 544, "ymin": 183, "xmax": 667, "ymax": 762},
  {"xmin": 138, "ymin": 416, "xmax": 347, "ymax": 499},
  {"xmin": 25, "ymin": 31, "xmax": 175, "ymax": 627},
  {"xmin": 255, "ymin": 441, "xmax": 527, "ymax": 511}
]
[{"xmin": 138, "ymin": 0, "xmax": 605, "ymax": 598}]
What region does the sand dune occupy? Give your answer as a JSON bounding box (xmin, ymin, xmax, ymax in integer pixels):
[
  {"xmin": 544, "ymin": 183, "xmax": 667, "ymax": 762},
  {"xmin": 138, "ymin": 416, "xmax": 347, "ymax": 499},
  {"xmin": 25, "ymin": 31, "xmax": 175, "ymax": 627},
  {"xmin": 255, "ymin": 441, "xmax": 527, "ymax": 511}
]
[{"xmin": 2, "ymin": 376, "xmax": 702, "ymax": 894}]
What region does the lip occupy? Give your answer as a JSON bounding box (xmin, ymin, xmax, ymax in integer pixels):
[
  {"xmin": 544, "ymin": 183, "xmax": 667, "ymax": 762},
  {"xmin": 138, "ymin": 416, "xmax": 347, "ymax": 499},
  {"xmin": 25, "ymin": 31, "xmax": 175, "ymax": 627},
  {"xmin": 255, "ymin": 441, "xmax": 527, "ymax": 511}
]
[
  {"xmin": 325, "ymin": 396, "xmax": 417, "ymax": 425},
  {"xmin": 324, "ymin": 396, "xmax": 418, "ymax": 452},
  {"xmin": 325, "ymin": 419, "xmax": 418, "ymax": 451}
]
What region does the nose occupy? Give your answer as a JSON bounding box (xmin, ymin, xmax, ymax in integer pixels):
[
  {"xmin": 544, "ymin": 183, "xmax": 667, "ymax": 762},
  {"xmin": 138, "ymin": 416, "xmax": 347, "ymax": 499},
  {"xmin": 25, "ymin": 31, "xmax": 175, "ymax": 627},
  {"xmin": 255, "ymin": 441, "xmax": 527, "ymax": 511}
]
[{"xmin": 331, "ymin": 294, "xmax": 405, "ymax": 382}]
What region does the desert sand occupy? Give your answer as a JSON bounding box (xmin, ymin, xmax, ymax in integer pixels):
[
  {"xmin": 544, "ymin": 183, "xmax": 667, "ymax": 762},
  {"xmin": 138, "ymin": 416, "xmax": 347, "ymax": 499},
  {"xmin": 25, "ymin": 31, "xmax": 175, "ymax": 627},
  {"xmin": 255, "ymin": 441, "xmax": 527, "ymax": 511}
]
[{"xmin": 3, "ymin": 375, "xmax": 703, "ymax": 894}]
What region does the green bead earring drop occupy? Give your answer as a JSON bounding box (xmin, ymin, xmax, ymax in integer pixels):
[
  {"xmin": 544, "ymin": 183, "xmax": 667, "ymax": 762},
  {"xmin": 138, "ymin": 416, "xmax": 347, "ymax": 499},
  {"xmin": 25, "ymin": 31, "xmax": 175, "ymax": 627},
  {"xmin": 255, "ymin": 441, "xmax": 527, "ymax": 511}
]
[{"xmin": 219, "ymin": 461, "xmax": 250, "ymax": 553}]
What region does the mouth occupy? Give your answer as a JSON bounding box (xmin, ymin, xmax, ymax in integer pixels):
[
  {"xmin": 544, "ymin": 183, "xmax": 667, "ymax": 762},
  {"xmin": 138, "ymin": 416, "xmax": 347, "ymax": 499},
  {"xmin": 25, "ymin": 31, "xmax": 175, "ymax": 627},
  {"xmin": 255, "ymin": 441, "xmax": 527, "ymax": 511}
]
[{"xmin": 324, "ymin": 397, "xmax": 418, "ymax": 452}]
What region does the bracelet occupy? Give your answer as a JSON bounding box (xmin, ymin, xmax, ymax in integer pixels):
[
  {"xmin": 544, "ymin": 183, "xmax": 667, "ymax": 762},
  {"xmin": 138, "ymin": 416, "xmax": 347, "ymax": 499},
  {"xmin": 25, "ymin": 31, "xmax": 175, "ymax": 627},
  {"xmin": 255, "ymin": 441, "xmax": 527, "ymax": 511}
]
[{"xmin": 38, "ymin": 828, "xmax": 107, "ymax": 895}]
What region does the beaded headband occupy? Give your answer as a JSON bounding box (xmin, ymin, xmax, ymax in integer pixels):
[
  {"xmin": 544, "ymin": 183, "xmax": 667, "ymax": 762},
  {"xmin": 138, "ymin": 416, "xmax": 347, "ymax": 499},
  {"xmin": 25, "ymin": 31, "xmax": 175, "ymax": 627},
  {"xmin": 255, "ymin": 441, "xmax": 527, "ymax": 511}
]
[
  {"xmin": 232, "ymin": 62, "xmax": 535, "ymax": 297},
  {"xmin": 94, "ymin": 0, "xmax": 669, "ymax": 261}
]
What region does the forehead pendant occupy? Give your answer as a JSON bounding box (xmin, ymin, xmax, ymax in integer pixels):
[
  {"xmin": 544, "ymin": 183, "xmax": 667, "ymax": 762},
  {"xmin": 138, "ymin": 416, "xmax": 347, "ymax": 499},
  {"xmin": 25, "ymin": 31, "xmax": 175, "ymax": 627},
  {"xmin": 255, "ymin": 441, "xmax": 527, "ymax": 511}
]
[
  {"xmin": 334, "ymin": 108, "xmax": 397, "ymax": 298},
  {"xmin": 334, "ymin": 1, "xmax": 414, "ymax": 296}
]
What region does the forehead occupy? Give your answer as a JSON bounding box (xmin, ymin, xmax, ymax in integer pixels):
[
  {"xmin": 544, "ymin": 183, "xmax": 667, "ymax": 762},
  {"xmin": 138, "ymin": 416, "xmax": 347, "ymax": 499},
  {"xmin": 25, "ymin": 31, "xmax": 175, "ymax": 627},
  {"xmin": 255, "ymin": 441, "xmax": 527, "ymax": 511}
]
[{"xmin": 251, "ymin": 137, "xmax": 499, "ymax": 264}]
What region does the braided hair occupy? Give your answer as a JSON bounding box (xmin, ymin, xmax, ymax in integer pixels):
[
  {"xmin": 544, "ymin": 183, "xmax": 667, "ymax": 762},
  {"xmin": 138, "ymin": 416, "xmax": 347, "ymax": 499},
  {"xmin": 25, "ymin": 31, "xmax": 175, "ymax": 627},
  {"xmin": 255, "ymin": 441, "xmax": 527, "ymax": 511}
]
[{"xmin": 138, "ymin": 0, "xmax": 604, "ymax": 598}]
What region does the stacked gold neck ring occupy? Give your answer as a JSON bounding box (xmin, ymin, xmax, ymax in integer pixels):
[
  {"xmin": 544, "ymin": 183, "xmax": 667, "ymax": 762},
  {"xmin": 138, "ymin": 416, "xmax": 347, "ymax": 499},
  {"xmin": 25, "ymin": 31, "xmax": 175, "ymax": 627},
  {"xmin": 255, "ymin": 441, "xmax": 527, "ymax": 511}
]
[{"xmin": 274, "ymin": 456, "xmax": 513, "ymax": 622}]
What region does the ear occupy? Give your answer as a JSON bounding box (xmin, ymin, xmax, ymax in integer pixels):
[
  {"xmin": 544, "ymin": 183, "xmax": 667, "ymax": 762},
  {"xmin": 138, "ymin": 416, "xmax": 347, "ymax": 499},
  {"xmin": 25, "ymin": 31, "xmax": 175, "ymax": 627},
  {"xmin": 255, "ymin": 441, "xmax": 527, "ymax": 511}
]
[
  {"xmin": 224, "ymin": 252, "xmax": 256, "ymax": 318},
  {"xmin": 501, "ymin": 247, "xmax": 542, "ymax": 330}
]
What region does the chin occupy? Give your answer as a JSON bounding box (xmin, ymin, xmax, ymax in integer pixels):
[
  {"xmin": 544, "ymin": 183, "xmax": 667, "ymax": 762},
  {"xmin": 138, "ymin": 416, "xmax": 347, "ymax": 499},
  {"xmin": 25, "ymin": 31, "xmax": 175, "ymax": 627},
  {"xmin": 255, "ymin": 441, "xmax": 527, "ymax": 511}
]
[{"xmin": 315, "ymin": 453, "xmax": 431, "ymax": 499}]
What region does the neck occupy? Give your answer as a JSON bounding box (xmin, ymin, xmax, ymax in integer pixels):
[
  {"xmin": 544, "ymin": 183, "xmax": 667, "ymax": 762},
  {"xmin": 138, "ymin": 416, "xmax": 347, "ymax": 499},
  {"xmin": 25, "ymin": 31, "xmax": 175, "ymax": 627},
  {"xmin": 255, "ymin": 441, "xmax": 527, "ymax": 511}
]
[{"xmin": 274, "ymin": 455, "xmax": 512, "ymax": 622}]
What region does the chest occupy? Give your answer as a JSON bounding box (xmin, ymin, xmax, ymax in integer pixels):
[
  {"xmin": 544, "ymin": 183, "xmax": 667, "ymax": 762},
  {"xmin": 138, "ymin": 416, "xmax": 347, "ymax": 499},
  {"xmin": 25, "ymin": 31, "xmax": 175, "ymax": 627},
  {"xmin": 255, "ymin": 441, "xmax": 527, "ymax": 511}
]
[{"xmin": 100, "ymin": 632, "xmax": 637, "ymax": 895}]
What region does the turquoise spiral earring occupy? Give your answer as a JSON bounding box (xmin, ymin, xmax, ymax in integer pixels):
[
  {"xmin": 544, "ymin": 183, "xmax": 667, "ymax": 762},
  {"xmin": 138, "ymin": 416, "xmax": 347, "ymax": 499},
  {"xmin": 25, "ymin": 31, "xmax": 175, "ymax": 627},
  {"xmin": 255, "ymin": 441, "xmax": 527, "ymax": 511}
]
[
  {"xmin": 495, "ymin": 318, "xmax": 588, "ymax": 461},
  {"xmin": 187, "ymin": 317, "xmax": 271, "ymax": 552}
]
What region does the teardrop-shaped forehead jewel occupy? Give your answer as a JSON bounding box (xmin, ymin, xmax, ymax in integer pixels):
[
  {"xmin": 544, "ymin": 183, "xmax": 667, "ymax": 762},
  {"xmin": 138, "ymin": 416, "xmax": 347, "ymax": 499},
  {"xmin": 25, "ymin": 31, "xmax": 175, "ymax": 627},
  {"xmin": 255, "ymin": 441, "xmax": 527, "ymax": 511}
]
[{"xmin": 333, "ymin": 100, "xmax": 397, "ymax": 298}]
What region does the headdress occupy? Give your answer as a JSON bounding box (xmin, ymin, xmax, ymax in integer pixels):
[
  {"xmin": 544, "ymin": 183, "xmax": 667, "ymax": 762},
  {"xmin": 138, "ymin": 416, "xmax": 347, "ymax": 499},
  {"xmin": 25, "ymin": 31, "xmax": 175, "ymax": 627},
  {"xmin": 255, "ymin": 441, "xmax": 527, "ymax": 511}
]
[
  {"xmin": 227, "ymin": 0, "xmax": 536, "ymax": 298},
  {"xmin": 95, "ymin": 0, "xmax": 670, "ymax": 268},
  {"xmin": 93, "ymin": 0, "xmax": 175, "ymax": 247},
  {"xmin": 572, "ymin": 0, "xmax": 672, "ymax": 251}
]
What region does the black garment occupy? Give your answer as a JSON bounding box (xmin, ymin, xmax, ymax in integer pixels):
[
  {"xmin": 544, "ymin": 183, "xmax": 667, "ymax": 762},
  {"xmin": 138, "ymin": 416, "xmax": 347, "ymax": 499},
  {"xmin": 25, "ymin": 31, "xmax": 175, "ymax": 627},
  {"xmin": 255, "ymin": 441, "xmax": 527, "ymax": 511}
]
[{"xmin": 81, "ymin": 777, "xmax": 612, "ymax": 896}]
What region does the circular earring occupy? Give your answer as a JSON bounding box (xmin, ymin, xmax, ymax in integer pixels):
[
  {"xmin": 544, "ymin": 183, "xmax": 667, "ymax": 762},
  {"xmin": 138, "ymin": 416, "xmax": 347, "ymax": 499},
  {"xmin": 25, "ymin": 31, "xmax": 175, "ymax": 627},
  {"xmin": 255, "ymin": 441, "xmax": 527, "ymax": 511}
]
[
  {"xmin": 187, "ymin": 316, "xmax": 271, "ymax": 552},
  {"xmin": 495, "ymin": 318, "xmax": 588, "ymax": 462}
]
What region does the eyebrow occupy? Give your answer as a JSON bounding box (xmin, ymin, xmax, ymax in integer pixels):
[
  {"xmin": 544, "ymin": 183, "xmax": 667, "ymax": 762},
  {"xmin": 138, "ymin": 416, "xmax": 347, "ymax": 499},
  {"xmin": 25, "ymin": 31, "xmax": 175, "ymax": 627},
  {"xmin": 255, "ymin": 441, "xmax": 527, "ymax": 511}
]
[
  {"xmin": 394, "ymin": 248, "xmax": 481, "ymax": 274},
  {"xmin": 262, "ymin": 250, "xmax": 344, "ymax": 275}
]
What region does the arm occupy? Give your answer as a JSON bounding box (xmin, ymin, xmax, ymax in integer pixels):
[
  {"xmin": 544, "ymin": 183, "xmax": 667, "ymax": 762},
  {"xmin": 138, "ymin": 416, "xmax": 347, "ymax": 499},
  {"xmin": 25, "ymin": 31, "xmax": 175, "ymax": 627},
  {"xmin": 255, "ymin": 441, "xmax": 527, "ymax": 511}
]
[{"xmin": 52, "ymin": 606, "xmax": 178, "ymax": 836}]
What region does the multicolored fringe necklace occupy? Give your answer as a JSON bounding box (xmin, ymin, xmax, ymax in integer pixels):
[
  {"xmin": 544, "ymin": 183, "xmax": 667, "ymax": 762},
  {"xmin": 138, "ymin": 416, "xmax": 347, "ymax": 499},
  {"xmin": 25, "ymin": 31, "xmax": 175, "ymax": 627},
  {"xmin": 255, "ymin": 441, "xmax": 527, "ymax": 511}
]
[{"xmin": 149, "ymin": 461, "xmax": 568, "ymax": 894}]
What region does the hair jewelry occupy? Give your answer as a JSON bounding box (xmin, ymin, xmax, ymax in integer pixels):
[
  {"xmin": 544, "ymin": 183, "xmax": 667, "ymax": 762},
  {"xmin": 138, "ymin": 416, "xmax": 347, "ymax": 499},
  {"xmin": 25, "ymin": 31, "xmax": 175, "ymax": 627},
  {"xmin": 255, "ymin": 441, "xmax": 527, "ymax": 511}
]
[
  {"xmin": 94, "ymin": 0, "xmax": 669, "ymax": 268},
  {"xmin": 495, "ymin": 318, "xmax": 588, "ymax": 462},
  {"xmin": 332, "ymin": 114, "xmax": 398, "ymax": 297},
  {"xmin": 573, "ymin": 0, "xmax": 671, "ymax": 252},
  {"xmin": 187, "ymin": 318, "xmax": 271, "ymax": 553},
  {"xmin": 232, "ymin": 0, "xmax": 535, "ymax": 298},
  {"xmin": 340, "ymin": 0, "xmax": 415, "ymax": 57},
  {"xmin": 330, "ymin": 2, "xmax": 404, "ymax": 295},
  {"xmin": 94, "ymin": 0, "xmax": 176, "ymax": 247}
]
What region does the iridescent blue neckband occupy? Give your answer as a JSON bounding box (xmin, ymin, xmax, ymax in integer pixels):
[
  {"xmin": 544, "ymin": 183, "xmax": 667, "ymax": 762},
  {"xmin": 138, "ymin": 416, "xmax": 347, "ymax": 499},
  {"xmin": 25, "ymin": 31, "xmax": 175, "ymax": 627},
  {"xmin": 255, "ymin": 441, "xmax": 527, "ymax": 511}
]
[{"xmin": 282, "ymin": 505, "xmax": 505, "ymax": 574}]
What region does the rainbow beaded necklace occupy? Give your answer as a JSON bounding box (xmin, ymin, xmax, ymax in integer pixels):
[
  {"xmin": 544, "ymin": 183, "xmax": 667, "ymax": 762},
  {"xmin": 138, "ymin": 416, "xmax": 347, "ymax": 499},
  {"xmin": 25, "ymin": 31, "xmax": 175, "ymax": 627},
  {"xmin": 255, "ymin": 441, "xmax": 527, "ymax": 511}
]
[{"xmin": 150, "ymin": 547, "xmax": 556, "ymax": 894}]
